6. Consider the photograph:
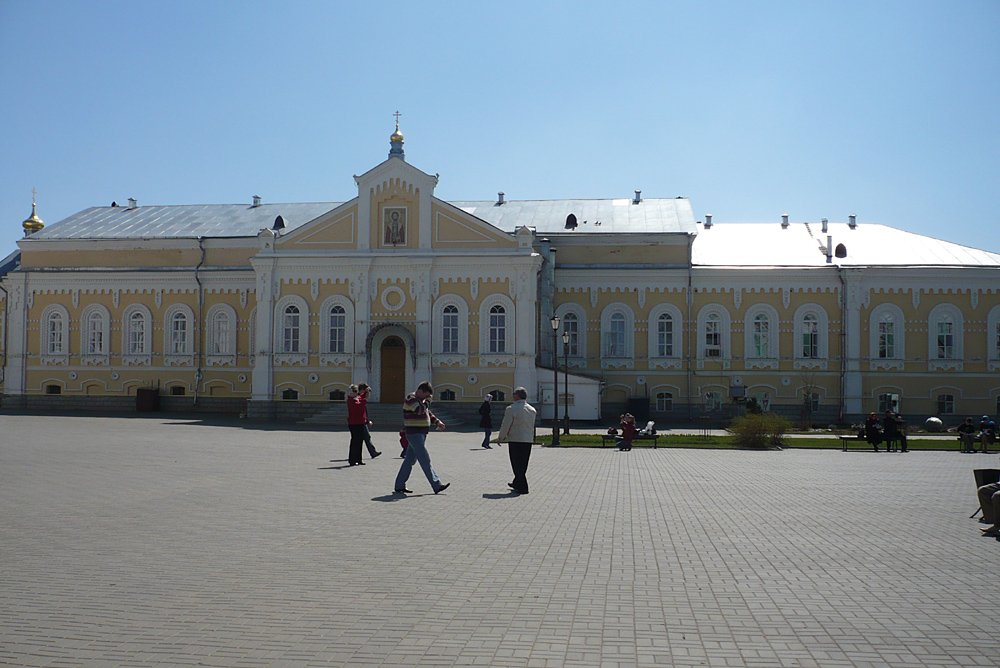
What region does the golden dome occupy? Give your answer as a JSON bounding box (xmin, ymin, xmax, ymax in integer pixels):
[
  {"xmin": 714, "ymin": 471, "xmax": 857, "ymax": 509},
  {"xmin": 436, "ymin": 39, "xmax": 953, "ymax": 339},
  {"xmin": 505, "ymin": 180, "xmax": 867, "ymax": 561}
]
[
  {"xmin": 390, "ymin": 128, "xmax": 404, "ymax": 143},
  {"xmin": 22, "ymin": 192, "xmax": 44, "ymax": 234}
]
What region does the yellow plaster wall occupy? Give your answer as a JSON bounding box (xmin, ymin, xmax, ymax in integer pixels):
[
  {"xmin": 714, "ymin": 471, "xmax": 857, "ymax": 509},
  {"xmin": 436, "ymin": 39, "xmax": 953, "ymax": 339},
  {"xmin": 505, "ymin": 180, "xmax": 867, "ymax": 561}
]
[
  {"xmin": 430, "ymin": 204, "xmax": 517, "ymax": 249},
  {"xmin": 556, "ymin": 243, "xmax": 688, "ymax": 265},
  {"xmin": 20, "ymin": 247, "xmax": 201, "ymax": 269},
  {"xmin": 279, "ymin": 205, "xmax": 359, "ymax": 249}
]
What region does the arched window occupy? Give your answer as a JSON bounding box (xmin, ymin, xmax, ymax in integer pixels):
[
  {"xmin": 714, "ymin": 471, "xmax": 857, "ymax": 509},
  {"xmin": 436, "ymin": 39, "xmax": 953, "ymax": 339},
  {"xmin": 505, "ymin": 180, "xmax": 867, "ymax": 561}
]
[
  {"xmin": 488, "ymin": 389, "xmax": 506, "ymax": 402},
  {"xmin": 282, "ymin": 304, "xmax": 301, "ymax": 353},
  {"xmin": 928, "ymin": 304, "xmax": 963, "ymax": 370},
  {"xmin": 801, "ymin": 313, "xmax": 819, "ymax": 358},
  {"xmin": 489, "ymin": 304, "xmax": 506, "ymax": 354},
  {"xmin": 752, "ymin": 314, "xmax": 769, "ymax": 358},
  {"xmin": 989, "ymin": 306, "xmax": 1000, "ymax": 370},
  {"xmin": 705, "ymin": 313, "xmax": 721, "ymax": 357},
  {"xmin": 169, "ymin": 312, "xmax": 188, "ymax": 354},
  {"xmin": 442, "ymin": 305, "xmax": 459, "ymax": 353},
  {"xmin": 86, "ymin": 309, "xmax": 105, "ymax": 354},
  {"xmin": 127, "ymin": 310, "xmax": 147, "ymax": 355},
  {"xmin": 563, "ymin": 312, "xmax": 580, "ymax": 357},
  {"xmin": 439, "ymin": 389, "xmax": 456, "ymax": 401},
  {"xmin": 208, "ymin": 307, "xmax": 234, "ymax": 355},
  {"xmin": 607, "ymin": 312, "xmax": 626, "ymax": 357},
  {"xmin": 657, "ymin": 313, "xmax": 674, "ymax": 357},
  {"xmin": 44, "ymin": 308, "xmax": 67, "ymax": 355},
  {"xmin": 656, "ymin": 392, "xmax": 673, "ymax": 412},
  {"xmin": 328, "ymin": 305, "xmax": 346, "ymax": 353}
]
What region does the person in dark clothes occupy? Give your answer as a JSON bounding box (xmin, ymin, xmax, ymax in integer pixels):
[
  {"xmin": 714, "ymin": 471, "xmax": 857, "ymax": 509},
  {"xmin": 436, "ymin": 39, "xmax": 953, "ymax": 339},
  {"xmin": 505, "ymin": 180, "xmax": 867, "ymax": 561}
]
[{"xmin": 479, "ymin": 394, "xmax": 494, "ymax": 448}]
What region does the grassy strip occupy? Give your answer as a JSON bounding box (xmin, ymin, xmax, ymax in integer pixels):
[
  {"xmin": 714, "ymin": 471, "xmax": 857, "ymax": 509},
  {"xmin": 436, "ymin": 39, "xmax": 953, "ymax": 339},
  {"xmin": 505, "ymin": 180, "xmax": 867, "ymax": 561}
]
[{"xmin": 537, "ymin": 433, "xmax": 964, "ymax": 451}]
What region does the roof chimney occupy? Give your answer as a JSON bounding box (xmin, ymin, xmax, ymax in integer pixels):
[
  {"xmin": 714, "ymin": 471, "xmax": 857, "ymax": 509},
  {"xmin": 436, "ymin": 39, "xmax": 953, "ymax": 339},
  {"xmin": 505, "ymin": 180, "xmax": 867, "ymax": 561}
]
[
  {"xmin": 633, "ymin": 190, "xmax": 642, "ymax": 204},
  {"xmin": 704, "ymin": 214, "xmax": 713, "ymax": 229},
  {"xmin": 826, "ymin": 234, "xmax": 833, "ymax": 263},
  {"xmin": 821, "ymin": 218, "xmax": 828, "ymax": 233},
  {"xmin": 496, "ymin": 192, "xmax": 505, "ymax": 206},
  {"xmin": 781, "ymin": 213, "xmax": 789, "ymax": 229},
  {"xmin": 848, "ymin": 214, "xmax": 857, "ymax": 229},
  {"xmin": 128, "ymin": 197, "xmax": 138, "ymax": 210},
  {"xmin": 252, "ymin": 195, "xmax": 261, "ymax": 208}
]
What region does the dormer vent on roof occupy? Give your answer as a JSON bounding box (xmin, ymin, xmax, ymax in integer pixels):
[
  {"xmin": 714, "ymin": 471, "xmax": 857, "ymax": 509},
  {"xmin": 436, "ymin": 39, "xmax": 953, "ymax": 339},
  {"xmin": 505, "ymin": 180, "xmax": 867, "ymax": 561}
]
[
  {"xmin": 565, "ymin": 213, "xmax": 578, "ymax": 230},
  {"xmin": 272, "ymin": 215, "xmax": 285, "ymax": 231},
  {"xmin": 781, "ymin": 213, "xmax": 789, "ymax": 229},
  {"xmin": 848, "ymin": 214, "xmax": 857, "ymax": 229},
  {"xmin": 252, "ymin": 195, "xmax": 261, "ymax": 207},
  {"xmin": 128, "ymin": 197, "xmax": 138, "ymax": 209},
  {"xmin": 633, "ymin": 190, "xmax": 642, "ymax": 204}
]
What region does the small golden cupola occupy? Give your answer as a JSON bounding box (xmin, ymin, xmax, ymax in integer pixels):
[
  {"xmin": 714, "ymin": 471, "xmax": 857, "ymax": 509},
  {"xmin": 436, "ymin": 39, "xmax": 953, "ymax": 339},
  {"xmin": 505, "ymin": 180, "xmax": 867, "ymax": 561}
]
[
  {"xmin": 389, "ymin": 110, "xmax": 405, "ymax": 160},
  {"xmin": 22, "ymin": 188, "xmax": 45, "ymax": 236}
]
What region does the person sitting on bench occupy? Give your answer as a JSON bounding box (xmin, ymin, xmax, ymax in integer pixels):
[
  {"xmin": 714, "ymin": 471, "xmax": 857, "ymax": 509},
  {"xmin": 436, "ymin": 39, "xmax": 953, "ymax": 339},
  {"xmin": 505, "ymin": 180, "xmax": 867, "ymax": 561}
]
[
  {"xmin": 959, "ymin": 418, "xmax": 977, "ymax": 453},
  {"xmin": 617, "ymin": 413, "xmax": 636, "ymax": 451}
]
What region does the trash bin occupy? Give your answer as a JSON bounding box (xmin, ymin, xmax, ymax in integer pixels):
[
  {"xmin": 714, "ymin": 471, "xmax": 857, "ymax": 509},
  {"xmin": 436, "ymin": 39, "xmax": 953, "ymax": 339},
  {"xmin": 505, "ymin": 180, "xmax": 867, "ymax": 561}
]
[{"xmin": 136, "ymin": 388, "xmax": 160, "ymax": 412}]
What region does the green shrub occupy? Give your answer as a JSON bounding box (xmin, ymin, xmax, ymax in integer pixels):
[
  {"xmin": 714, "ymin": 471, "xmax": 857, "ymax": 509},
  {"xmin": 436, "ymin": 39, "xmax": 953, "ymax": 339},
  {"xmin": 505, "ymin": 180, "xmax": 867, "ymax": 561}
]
[{"xmin": 729, "ymin": 413, "xmax": 791, "ymax": 448}]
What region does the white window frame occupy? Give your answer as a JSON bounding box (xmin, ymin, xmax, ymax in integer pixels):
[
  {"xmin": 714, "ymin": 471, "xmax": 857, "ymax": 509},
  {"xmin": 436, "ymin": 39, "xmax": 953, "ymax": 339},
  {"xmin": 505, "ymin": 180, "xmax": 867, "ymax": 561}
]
[
  {"xmin": 80, "ymin": 304, "xmax": 110, "ymax": 365},
  {"xmin": 937, "ymin": 393, "xmax": 955, "ymax": 415},
  {"xmin": 163, "ymin": 304, "xmax": 195, "ymax": 366},
  {"xmin": 696, "ymin": 304, "xmax": 731, "ymax": 368},
  {"xmin": 648, "ymin": 303, "xmax": 683, "ymax": 370},
  {"xmin": 654, "ymin": 390, "xmax": 674, "ymax": 412},
  {"xmin": 927, "ymin": 303, "xmax": 963, "ymax": 371},
  {"xmin": 121, "ymin": 304, "xmax": 152, "ymax": 366},
  {"xmin": 274, "ymin": 295, "xmax": 309, "ymax": 366},
  {"xmin": 319, "ymin": 295, "xmax": 354, "ymax": 366},
  {"xmin": 600, "ymin": 303, "xmax": 635, "ymax": 369},
  {"xmin": 867, "ymin": 303, "xmax": 905, "ymax": 370},
  {"xmin": 478, "ymin": 295, "xmax": 515, "ymax": 365},
  {"xmin": 555, "ymin": 303, "xmax": 587, "ymax": 367},
  {"xmin": 793, "ymin": 304, "xmax": 829, "ymax": 369},
  {"xmin": 743, "ymin": 304, "xmax": 778, "ymax": 369},
  {"xmin": 40, "ymin": 304, "xmax": 70, "ymax": 364},
  {"xmin": 205, "ymin": 303, "xmax": 237, "ymax": 366},
  {"xmin": 433, "ymin": 296, "xmax": 469, "ymax": 365}
]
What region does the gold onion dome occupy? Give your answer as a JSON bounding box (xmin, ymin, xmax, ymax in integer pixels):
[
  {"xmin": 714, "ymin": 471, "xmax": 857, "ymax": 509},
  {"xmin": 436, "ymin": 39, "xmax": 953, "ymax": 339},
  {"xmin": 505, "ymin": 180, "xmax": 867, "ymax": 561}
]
[
  {"xmin": 390, "ymin": 128, "xmax": 404, "ymax": 143},
  {"xmin": 22, "ymin": 199, "xmax": 44, "ymax": 234}
]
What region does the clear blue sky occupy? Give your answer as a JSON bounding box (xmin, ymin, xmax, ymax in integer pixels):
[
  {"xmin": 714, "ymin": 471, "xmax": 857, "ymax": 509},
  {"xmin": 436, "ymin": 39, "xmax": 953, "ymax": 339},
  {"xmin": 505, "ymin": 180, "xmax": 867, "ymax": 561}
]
[{"xmin": 2, "ymin": 0, "xmax": 998, "ymax": 256}]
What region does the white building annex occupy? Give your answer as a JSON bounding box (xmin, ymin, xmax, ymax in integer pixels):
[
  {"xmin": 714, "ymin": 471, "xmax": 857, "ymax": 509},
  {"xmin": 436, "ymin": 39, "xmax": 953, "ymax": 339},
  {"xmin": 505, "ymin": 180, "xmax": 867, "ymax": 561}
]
[{"xmin": 2, "ymin": 127, "xmax": 999, "ymax": 426}]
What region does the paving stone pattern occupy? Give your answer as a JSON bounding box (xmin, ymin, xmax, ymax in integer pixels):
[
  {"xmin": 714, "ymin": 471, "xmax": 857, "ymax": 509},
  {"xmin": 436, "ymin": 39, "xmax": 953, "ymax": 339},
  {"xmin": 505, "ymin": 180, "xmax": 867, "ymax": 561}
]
[{"xmin": 1, "ymin": 415, "xmax": 998, "ymax": 667}]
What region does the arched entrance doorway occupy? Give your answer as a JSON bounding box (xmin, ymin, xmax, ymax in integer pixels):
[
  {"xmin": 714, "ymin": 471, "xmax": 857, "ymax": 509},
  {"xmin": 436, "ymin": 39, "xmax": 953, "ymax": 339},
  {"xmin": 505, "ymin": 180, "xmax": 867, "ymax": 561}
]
[{"xmin": 379, "ymin": 336, "xmax": 407, "ymax": 403}]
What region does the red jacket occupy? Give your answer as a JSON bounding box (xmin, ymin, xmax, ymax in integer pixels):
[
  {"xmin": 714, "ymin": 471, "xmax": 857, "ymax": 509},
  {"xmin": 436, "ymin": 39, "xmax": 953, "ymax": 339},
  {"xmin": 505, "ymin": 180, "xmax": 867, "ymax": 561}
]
[{"xmin": 347, "ymin": 394, "xmax": 368, "ymax": 426}]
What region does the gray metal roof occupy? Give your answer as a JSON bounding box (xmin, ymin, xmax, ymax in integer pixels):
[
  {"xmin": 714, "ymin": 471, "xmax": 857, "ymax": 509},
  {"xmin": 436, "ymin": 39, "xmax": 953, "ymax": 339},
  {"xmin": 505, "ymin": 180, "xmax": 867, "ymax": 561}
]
[
  {"xmin": 451, "ymin": 198, "xmax": 697, "ymax": 234},
  {"xmin": 31, "ymin": 203, "xmax": 341, "ymax": 239},
  {"xmin": 692, "ymin": 222, "xmax": 1000, "ymax": 267},
  {"xmin": 0, "ymin": 249, "xmax": 20, "ymax": 277}
]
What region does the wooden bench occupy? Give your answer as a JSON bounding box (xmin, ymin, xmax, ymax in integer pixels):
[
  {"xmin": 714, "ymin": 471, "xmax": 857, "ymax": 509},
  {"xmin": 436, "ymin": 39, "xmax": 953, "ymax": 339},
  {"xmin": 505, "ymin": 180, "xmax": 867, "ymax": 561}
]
[
  {"xmin": 839, "ymin": 434, "xmax": 870, "ymax": 451},
  {"xmin": 602, "ymin": 433, "xmax": 660, "ymax": 448}
]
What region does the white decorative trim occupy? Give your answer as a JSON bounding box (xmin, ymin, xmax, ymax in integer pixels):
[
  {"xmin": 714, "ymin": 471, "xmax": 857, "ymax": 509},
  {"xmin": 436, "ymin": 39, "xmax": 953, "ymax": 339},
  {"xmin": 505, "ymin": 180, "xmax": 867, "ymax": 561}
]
[
  {"xmin": 41, "ymin": 354, "xmax": 69, "ymax": 366},
  {"xmin": 122, "ymin": 354, "xmax": 151, "ymax": 367},
  {"xmin": 164, "ymin": 354, "xmax": 194, "ymax": 367},
  {"xmin": 649, "ymin": 358, "xmax": 682, "ymax": 370},
  {"xmin": 434, "ymin": 354, "xmax": 468, "ymax": 367},
  {"xmin": 746, "ymin": 358, "xmax": 778, "ymax": 370},
  {"xmin": 81, "ymin": 354, "xmax": 109, "ymax": 367},
  {"xmin": 206, "ymin": 354, "xmax": 237, "ymax": 367},
  {"xmin": 381, "ymin": 285, "xmax": 406, "ymax": 311},
  {"xmin": 567, "ymin": 358, "xmax": 587, "ymax": 369},
  {"xmin": 319, "ymin": 354, "xmax": 352, "ymax": 367},
  {"xmin": 602, "ymin": 358, "xmax": 635, "ymax": 370},
  {"xmin": 929, "ymin": 360, "xmax": 963, "ymax": 372},
  {"xmin": 274, "ymin": 353, "xmax": 308, "ymax": 366},
  {"xmin": 793, "ymin": 359, "xmax": 828, "ymax": 370},
  {"xmin": 480, "ymin": 354, "xmax": 515, "ymax": 367},
  {"xmin": 869, "ymin": 359, "xmax": 904, "ymax": 371}
]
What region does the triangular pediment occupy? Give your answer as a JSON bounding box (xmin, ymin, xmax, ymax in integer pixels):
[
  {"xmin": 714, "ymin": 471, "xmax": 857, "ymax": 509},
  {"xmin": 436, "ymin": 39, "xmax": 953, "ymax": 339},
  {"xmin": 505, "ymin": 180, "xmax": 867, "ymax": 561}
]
[
  {"xmin": 276, "ymin": 200, "xmax": 359, "ymax": 248},
  {"xmin": 432, "ymin": 200, "xmax": 518, "ymax": 248}
]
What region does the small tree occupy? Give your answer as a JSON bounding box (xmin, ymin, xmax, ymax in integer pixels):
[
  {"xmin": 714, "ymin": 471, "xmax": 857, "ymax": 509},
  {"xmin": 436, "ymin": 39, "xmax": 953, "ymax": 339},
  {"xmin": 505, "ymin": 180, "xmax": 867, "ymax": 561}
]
[{"xmin": 730, "ymin": 413, "xmax": 791, "ymax": 448}]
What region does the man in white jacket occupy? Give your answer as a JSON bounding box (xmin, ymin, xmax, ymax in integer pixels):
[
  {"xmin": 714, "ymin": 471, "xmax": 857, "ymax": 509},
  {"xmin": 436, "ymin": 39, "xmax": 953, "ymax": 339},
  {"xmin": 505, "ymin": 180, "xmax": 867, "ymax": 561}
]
[{"xmin": 498, "ymin": 387, "xmax": 537, "ymax": 494}]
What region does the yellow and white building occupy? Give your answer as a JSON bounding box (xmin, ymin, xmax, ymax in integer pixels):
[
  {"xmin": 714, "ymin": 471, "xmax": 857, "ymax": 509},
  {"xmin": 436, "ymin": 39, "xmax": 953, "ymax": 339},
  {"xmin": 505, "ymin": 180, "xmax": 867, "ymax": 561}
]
[{"xmin": 2, "ymin": 128, "xmax": 999, "ymax": 425}]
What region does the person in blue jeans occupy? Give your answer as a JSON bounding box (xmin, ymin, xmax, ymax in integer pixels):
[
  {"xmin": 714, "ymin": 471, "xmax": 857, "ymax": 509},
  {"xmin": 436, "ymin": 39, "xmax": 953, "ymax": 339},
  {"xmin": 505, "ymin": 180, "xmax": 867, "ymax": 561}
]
[{"xmin": 394, "ymin": 381, "xmax": 450, "ymax": 495}]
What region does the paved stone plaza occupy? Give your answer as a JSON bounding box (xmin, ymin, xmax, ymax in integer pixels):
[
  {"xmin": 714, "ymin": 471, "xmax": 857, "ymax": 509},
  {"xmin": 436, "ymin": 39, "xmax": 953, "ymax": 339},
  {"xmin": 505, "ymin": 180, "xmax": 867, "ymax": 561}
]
[{"xmin": 1, "ymin": 415, "xmax": 997, "ymax": 667}]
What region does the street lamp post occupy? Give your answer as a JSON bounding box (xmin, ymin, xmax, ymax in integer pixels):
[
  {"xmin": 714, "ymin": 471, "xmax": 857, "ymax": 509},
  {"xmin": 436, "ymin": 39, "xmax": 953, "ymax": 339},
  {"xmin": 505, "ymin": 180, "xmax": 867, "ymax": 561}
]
[
  {"xmin": 562, "ymin": 330, "xmax": 570, "ymax": 435},
  {"xmin": 550, "ymin": 315, "xmax": 560, "ymax": 445}
]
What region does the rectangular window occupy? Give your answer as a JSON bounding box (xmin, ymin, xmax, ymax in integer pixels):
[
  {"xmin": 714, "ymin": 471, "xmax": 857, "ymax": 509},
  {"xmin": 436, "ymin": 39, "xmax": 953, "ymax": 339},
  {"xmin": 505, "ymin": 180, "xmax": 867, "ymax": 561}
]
[
  {"xmin": 129, "ymin": 317, "xmax": 145, "ymax": 355},
  {"xmin": 704, "ymin": 391, "xmax": 721, "ymax": 412},
  {"xmin": 802, "ymin": 327, "xmax": 818, "ymax": 358},
  {"xmin": 878, "ymin": 321, "xmax": 895, "ymax": 358},
  {"xmin": 936, "ymin": 321, "xmax": 953, "ymax": 359},
  {"xmin": 48, "ymin": 318, "xmax": 63, "ymax": 354},
  {"xmin": 704, "ymin": 321, "xmax": 721, "ymax": 357},
  {"xmin": 88, "ymin": 326, "xmax": 104, "ymax": 355},
  {"xmin": 607, "ymin": 317, "xmax": 626, "ymax": 357},
  {"xmin": 489, "ymin": 312, "xmax": 506, "ymax": 353},
  {"xmin": 937, "ymin": 394, "xmax": 954, "ymax": 415},
  {"xmin": 752, "ymin": 320, "xmax": 768, "ymax": 358},
  {"xmin": 656, "ymin": 392, "xmax": 673, "ymax": 412},
  {"xmin": 283, "ymin": 314, "xmax": 300, "ymax": 353},
  {"xmin": 170, "ymin": 317, "xmax": 187, "ymax": 354},
  {"xmin": 657, "ymin": 318, "xmax": 673, "ymax": 357},
  {"xmin": 442, "ymin": 311, "xmax": 459, "ymax": 353},
  {"xmin": 878, "ymin": 393, "xmax": 900, "ymax": 414},
  {"xmin": 211, "ymin": 316, "xmax": 229, "ymax": 355},
  {"xmin": 329, "ymin": 312, "xmax": 345, "ymax": 353},
  {"xmin": 564, "ymin": 318, "xmax": 579, "ymax": 357}
]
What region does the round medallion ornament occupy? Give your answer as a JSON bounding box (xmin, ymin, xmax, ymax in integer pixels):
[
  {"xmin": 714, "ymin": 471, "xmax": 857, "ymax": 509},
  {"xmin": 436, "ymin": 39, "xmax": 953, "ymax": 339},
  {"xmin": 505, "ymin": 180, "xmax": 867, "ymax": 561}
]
[{"xmin": 381, "ymin": 286, "xmax": 406, "ymax": 312}]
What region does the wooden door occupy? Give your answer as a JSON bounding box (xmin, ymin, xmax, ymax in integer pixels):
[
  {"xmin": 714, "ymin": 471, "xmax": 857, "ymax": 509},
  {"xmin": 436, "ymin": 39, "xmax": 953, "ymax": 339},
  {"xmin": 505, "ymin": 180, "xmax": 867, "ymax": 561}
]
[{"xmin": 379, "ymin": 337, "xmax": 406, "ymax": 404}]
